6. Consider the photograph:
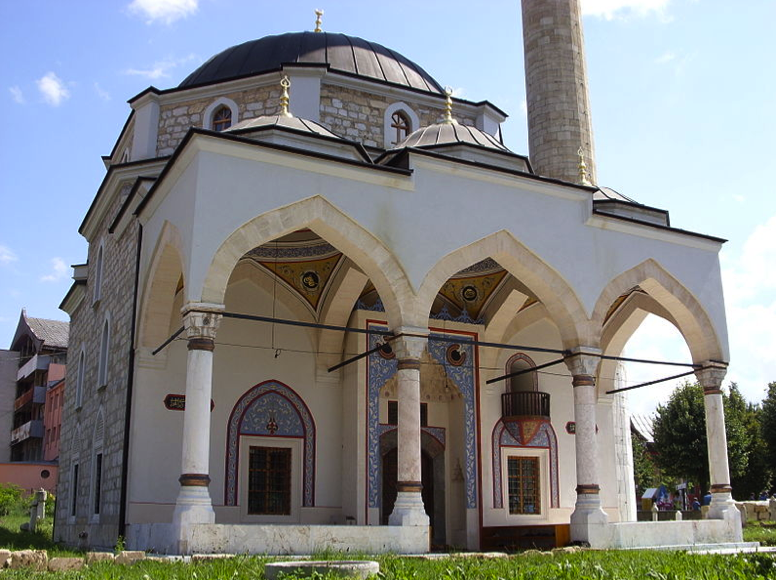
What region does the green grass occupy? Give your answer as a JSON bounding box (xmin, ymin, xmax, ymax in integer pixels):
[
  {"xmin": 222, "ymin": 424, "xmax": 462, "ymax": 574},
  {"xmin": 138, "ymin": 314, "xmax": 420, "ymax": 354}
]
[
  {"xmin": 744, "ymin": 521, "xmax": 776, "ymax": 546},
  {"xmin": 0, "ymin": 512, "xmax": 774, "ymax": 578},
  {"xmin": 0, "ymin": 513, "xmax": 79, "ymax": 557},
  {"xmin": 0, "ymin": 552, "xmax": 773, "ymax": 579}
]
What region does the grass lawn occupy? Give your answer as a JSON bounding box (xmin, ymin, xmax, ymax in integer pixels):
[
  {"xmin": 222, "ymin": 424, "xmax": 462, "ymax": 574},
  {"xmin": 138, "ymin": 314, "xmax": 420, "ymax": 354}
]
[
  {"xmin": 744, "ymin": 521, "xmax": 776, "ymax": 546},
  {"xmin": 0, "ymin": 551, "xmax": 773, "ymax": 579},
  {"xmin": 0, "ymin": 511, "xmax": 774, "ymax": 579}
]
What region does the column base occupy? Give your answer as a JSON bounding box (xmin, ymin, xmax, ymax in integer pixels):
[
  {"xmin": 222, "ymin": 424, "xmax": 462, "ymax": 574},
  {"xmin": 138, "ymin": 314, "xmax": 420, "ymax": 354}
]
[
  {"xmin": 172, "ymin": 486, "xmax": 215, "ymax": 553},
  {"xmin": 570, "ymin": 493, "xmax": 609, "ymax": 545},
  {"xmin": 708, "ymin": 490, "xmax": 741, "ymax": 521},
  {"xmin": 388, "ymin": 491, "xmax": 429, "ymax": 526}
]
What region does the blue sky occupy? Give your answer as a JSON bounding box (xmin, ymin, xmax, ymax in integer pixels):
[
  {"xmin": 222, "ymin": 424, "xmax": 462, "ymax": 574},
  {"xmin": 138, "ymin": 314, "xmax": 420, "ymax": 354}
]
[{"xmin": 0, "ymin": 0, "xmax": 773, "ymax": 414}]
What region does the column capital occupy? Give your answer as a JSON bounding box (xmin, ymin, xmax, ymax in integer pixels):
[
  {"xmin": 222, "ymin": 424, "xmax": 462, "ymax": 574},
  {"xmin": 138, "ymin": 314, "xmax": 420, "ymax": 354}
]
[
  {"xmin": 392, "ymin": 330, "xmax": 428, "ymax": 362},
  {"xmin": 564, "ymin": 346, "xmax": 601, "ymax": 378},
  {"xmin": 182, "ymin": 303, "xmax": 224, "ymax": 341},
  {"xmin": 695, "ymin": 362, "xmax": 728, "ymax": 395}
]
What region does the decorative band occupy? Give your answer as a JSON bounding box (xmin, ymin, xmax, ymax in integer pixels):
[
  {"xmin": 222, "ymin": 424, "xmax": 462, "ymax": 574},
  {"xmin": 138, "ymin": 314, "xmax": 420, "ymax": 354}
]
[
  {"xmin": 397, "ymin": 481, "xmax": 423, "ymax": 493},
  {"xmin": 188, "ymin": 338, "xmax": 215, "ymax": 352},
  {"xmin": 397, "ymin": 359, "xmax": 421, "ymax": 371},
  {"xmin": 703, "ymin": 388, "xmax": 723, "ymax": 395},
  {"xmin": 576, "ymin": 484, "xmax": 600, "ymax": 494},
  {"xmin": 572, "ymin": 375, "xmax": 595, "ymax": 388},
  {"xmin": 710, "ymin": 484, "xmax": 732, "ymax": 493},
  {"xmin": 179, "ymin": 473, "xmax": 211, "ymax": 487}
]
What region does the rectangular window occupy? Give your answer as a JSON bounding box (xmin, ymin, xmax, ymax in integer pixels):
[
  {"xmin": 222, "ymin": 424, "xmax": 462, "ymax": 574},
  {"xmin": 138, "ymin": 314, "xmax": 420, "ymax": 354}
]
[
  {"xmin": 387, "ymin": 401, "xmax": 428, "ymax": 427},
  {"xmin": 507, "ymin": 456, "xmax": 541, "ymax": 515},
  {"xmin": 248, "ymin": 446, "xmax": 291, "ymax": 515},
  {"xmin": 71, "ymin": 464, "xmax": 79, "ymax": 516},
  {"xmin": 93, "ymin": 453, "xmax": 102, "ymax": 515}
]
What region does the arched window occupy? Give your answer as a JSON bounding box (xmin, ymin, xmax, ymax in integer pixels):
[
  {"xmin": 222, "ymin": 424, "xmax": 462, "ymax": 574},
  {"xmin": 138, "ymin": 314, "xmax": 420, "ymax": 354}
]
[
  {"xmin": 93, "ymin": 244, "xmax": 104, "ymax": 304},
  {"xmin": 76, "ymin": 350, "xmax": 85, "ymax": 408},
  {"xmin": 390, "ymin": 111, "xmax": 410, "ymax": 146},
  {"xmin": 212, "ymin": 106, "xmax": 232, "ymax": 132},
  {"xmin": 97, "ymin": 319, "xmax": 110, "ymax": 389},
  {"xmin": 383, "ymin": 103, "xmax": 419, "ymax": 148},
  {"xmin": 507, "ymin": 354, "xmax": 538, "ymax": 393}
]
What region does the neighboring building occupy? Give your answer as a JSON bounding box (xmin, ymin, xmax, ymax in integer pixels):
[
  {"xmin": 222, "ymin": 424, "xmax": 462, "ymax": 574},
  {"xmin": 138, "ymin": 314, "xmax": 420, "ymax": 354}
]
[
  {"xmin": 0, "ymin": 351, "xmax": 16, "ymax": 463},
  {"xmin": 7, "ymin": 310, "xmax": 68, "ymax": 462},
  {"xmin": 56, "ymin": 3, "xmax": 740, "ymax": 554},
  {"xmin": 0, "ymin": 310, "xmax": 67, "ymax": 496},
  {"xmin": 44, "ymin": 378, "xmax": 65, "ymax": 462}
]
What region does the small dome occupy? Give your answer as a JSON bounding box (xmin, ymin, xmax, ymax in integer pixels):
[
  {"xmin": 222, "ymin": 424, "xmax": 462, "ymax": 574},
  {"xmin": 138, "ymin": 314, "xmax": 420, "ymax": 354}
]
[
  {"xmin": 396, "ymin": 122, "xmax": 510, "ymax": 152},
  {"xmin": 180, "ymin": 32, "xmax": 444, "ymax": 94},
  {"xmin": 226, "ymin": 115, "xmax": 340, "ymax": 139}
]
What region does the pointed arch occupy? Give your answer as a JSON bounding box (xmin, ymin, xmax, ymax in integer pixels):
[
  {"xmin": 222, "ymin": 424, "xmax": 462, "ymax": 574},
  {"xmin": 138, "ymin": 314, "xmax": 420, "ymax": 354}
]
[
  {"xmin": 225, "ymin": 380, "xmax": 316, "ymax": 508},
  {"xmin": 592, "ymin": 259, "xmax": 726, "ymax": 363},
  {"xmin": 316, "ymin": 262, "xmax": 369, "ymax": 375},
  {"xmin": 138, "ymin": 221, "xmax": 186, "ymax": 349},
  {"xmin": 200, "ymin": 196, "xmax": 413, "ymax": 328},
  {"xmin": 418, "ymin": 230, "xmax": 589, "ymax": 348}
]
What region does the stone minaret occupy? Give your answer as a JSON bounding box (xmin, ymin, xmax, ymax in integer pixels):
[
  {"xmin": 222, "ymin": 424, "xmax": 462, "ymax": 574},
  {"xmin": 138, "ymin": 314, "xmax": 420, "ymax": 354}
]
[{"xmin": 522, "ymin": 0, "xmax": 596, "ymax": 184}]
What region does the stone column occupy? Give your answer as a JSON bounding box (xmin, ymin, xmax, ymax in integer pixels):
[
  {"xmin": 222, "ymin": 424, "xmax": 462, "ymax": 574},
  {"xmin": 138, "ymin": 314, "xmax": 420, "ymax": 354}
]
[
  {"xmin": 388, "ymin": 332, "xmax": 429, "ymax": 527},
  {"xmin": 172, "ymin": 303, "xmax": 223, "ymax": 551},
  {"xmin": 565, "ymin": 348, "xmax": 608, "ymax": 544},
  {"xmin": 696, "ymin": 363, "xmax": 740, "ymax": 527}
]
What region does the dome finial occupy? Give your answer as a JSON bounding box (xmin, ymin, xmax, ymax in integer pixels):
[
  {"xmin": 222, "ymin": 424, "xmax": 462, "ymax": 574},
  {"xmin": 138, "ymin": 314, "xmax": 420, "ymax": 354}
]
[
  {"xmin": 578, "ymin": 146, "xmax": 592, "ymax": 186},
  {"xmin": 443, "ymin": 87, "xmax": 458, "ymax": 125},
  {"xmin": 279, "ymin": 75, "xmax": 292, "ymax": 117},
  {"xmin": 314, "ymin": 9, "xmax": 324, "ymax": 32}
]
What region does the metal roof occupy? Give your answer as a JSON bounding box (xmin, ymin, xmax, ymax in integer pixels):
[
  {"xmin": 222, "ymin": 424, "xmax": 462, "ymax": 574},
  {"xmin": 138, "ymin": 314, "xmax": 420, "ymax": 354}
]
[
  {"xmin": 630, "ymin": 413, "xmax": 655, "ymax": 443},
  {"xmin": 179, "ymin": 32, "xmax": 444, "ymax": 94},
  {"xmin": 227, "ymin": 115, "xmax": 339, "ymax": 138},
  {"xmin": 395, "ymin": 122, "xmax": 511, "ymax": 151}
]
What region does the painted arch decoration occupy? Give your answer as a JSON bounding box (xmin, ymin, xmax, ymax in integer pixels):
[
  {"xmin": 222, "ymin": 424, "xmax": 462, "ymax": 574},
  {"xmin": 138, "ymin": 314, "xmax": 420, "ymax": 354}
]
[
  {"xmin": 492, "ymin": 418, "xmax": 559, "ymax": 509},
  {"xmin": 225, "ymin": 380, "xmax": 316, "ymax": 507},
  {"xmin": 366, "ymin": 322, "xmax": 478, "ymax": 511}
]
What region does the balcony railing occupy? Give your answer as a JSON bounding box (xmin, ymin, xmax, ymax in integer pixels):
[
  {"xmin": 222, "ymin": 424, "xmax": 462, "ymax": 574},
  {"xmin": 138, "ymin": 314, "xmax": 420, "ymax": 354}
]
[
  {"xmin": 10, "ymin": 419, "xmax": 44, "ymax": 444},
  {"xmin": 14, "ymin": 386, "xmax": 46, "ymax": 410},
  {"xmin": 17, "ymin": 354, "xmax": 51, "ymax": 381},
  {"xmin": 501, "ymin": 391, "xmax": 551, "ymax": 420}
]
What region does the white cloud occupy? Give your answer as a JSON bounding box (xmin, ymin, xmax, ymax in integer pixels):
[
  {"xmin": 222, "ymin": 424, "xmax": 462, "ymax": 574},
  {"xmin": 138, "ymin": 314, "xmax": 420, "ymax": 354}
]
[
  {"xmin": 128, "ymin": 0, "xmax": 198, "ymax": 25},
  {"xmin": 36, "ymin": 72, "xmax": 70, "ymax": 106},
  {"xmin": 40, "ymin": 257, "xmax": 68, "ymax": 282},
  {"xmin": 0, "ymin": 245, "xmax": 18, "ymax": 265},
  {"xmin": 582, "ymin": 0, "xmax": 671, "ymax": 20},
  {"xmin": 655, "ymin": 51, "xmax": 675, "ymax": 64},
  {"xmin": 733, "ymin": 194, "xmax": 745, "ymax": 203},
  {"xmin": 124, "ymin": 54, "xmax": 197, "ymax": 80},
  {"xmin": 9, "ymin": 86, "xmax": 25, "ymax": 104},
  {"xmin": 94, "ymin": 82, "xmax": 111, "ymax": 101}
]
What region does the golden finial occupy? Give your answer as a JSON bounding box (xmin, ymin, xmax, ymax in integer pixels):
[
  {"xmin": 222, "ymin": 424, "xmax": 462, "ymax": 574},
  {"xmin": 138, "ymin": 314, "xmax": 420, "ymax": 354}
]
[
  {"xmin": 443, "ymin": 87, "xmax": 458, "ymax": 125},
  {"xmin": 279, "ymin": 75, "xmax": 292, "ymax": 117},
  {"xmin": 578, "ymin": 146, "xmax": 592, "ymax": 186},
  {"xmin": 314, "ymin": 9, "xmax": 324, "ymax": 32}
]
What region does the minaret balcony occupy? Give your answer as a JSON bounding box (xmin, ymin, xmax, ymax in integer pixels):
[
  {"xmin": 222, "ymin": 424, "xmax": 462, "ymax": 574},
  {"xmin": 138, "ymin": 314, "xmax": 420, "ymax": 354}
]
[{"xmin": 501, "ymin": 391, "xmax": 551, "ymax": 421}]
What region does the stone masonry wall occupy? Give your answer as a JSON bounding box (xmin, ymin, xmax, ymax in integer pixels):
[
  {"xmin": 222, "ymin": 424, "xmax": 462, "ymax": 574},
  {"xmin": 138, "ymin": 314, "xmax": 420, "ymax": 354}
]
[
  {"xmin": 156, "ymin": 80, "xmax": 479, "ymax": 157},
  {"xmin": 319, "ymin": 84, "xmax": 477, "ymax": 148},
  {"xmin": 522, "ymin": 0, "xmax": 596, "ymax": 183},
  {"xmin": 56, "ymin": 184, "xmax": 139, "ymax": 550},
  {"xmin": 157, "ymin": 86, "xmax": 278, "ymax": 156}
]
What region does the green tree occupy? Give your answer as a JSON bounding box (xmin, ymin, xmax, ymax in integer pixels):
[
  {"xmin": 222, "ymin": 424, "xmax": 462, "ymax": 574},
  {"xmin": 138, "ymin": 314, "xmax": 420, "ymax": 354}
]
[
  {"xmin": 652, "ymin": 381, "xmax": 750, "ymax": 496},
  {"xmin": 761, "ymin": 382, "xmax": 776, "ymax": 476},
  {"xmin": 727, "ymin": 383, "xmax": 771, "ymax": 498},
  {"xmin": 632, "ymin": 433, "xmax": 661, "ymax": 494}
]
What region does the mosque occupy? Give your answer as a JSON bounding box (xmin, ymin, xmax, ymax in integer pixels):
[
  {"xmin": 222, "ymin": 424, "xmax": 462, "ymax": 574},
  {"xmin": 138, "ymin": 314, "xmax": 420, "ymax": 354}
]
[{"xmin": 56, "ymin": 2, "xmax": 742, "ymax": 553}]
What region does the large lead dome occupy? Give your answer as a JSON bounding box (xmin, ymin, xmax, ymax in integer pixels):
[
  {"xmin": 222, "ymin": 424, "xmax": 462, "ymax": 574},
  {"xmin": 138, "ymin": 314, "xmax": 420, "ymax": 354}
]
[{"xmin": 179, "ymin": 31, "xmax": 444, "ymax": 94}]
